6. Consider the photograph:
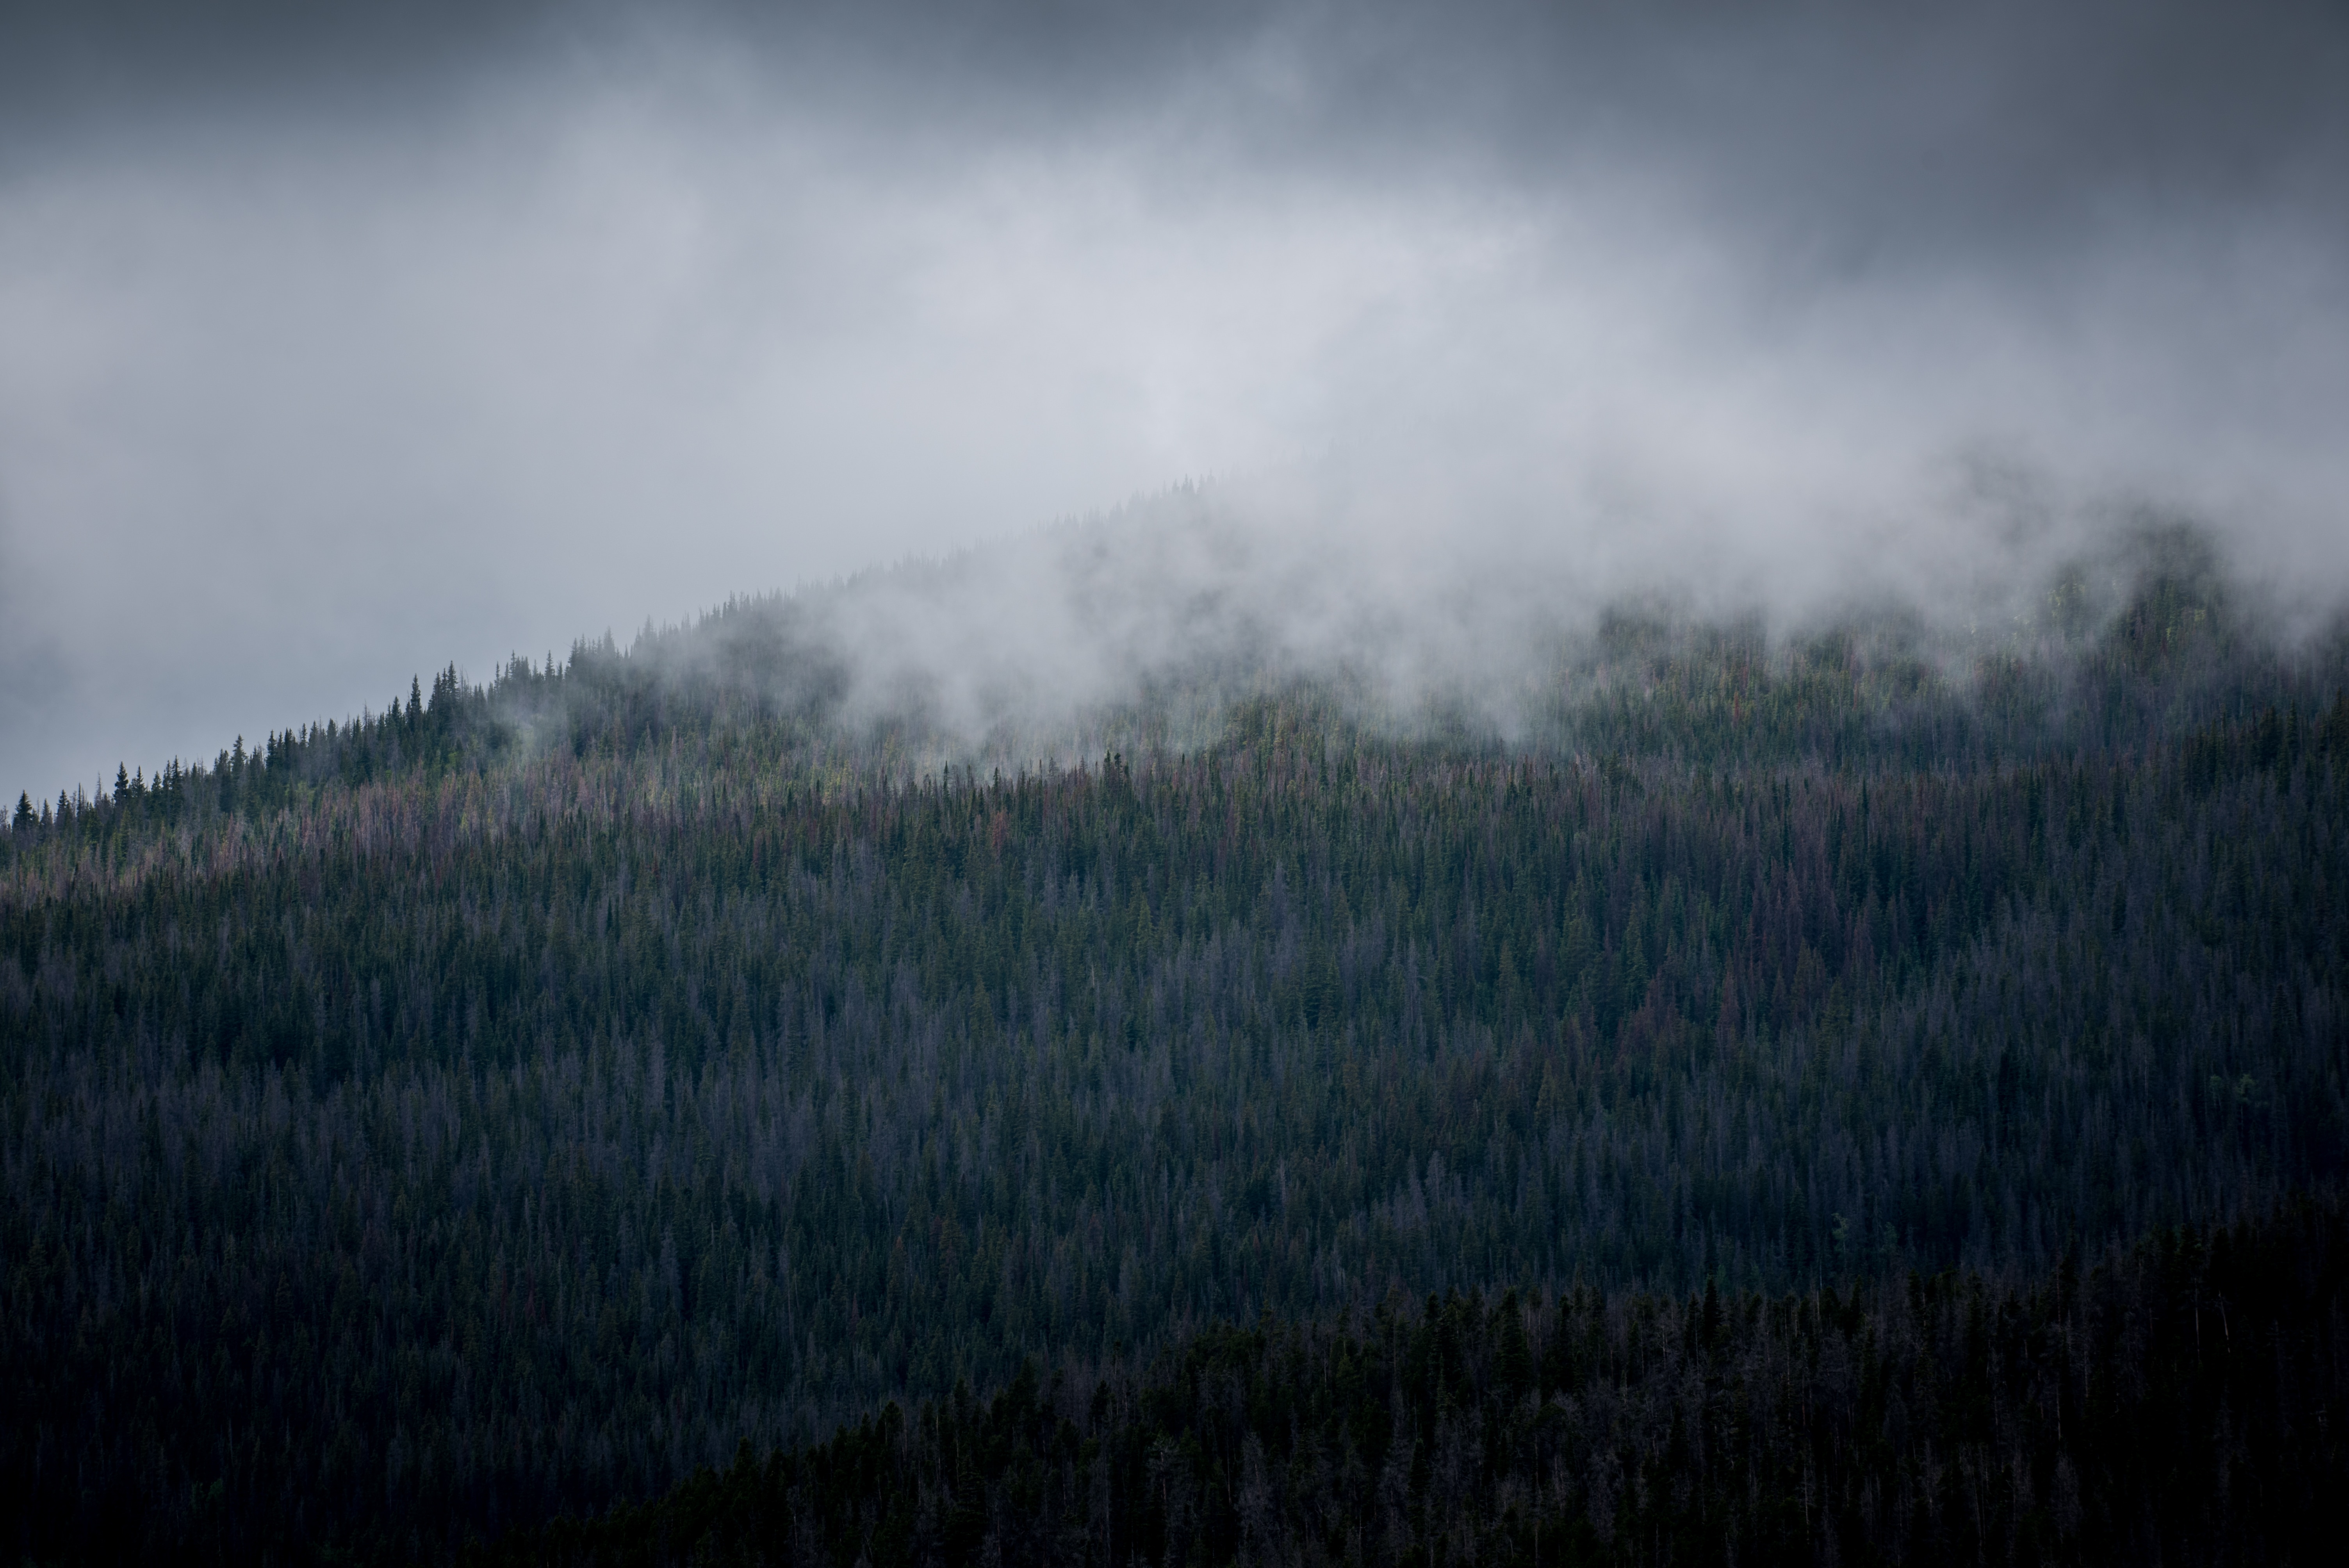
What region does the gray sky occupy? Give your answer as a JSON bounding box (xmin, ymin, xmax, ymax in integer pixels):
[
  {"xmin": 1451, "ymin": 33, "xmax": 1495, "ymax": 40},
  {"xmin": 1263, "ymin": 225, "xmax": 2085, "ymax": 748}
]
[{"xmin": 4, "ymin": 2, "xmax": 2347, "ymax": 798}]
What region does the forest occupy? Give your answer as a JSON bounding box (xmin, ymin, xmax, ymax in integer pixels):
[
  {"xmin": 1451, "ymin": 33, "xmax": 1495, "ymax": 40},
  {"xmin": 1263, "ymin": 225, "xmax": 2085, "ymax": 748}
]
[
  {"xmin": 4, "ymin": 533, "xmax": 2347, "ymax": 1562},
  {"xmin": 492, "ymin": 1200, "xmax": 2349, "ymax": 1568}
]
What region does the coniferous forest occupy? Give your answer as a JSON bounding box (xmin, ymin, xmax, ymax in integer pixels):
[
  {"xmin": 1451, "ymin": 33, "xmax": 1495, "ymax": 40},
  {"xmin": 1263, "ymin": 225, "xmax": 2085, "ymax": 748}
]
[{"xmin": 5, "ymin": 533, "xmax": 2348, "ymax": 1563}]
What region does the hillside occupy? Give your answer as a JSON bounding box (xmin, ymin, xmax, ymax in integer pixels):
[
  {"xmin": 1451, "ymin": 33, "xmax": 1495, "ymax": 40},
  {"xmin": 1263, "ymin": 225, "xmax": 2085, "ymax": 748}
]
[
  {"xmin": 494, "ymin": 1201, "xmax": 2349, "ymax": 1568},
  {"xmin": 4, "ymin": 540, "xmax": 2347, "ymax": 1562}
]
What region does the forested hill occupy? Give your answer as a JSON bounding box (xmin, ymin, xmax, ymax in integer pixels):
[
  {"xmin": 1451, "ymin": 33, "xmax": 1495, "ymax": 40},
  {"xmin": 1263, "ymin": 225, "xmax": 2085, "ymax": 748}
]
[
  {"xmin": 494, "ymin": 1201, "xmax": 2349, "ymax": 1568},
  {"xmin": 4, "ymin": 550, "xmax": 2348, "ymax": 1562},
  {"xmin": 6, "ymin": 518, "xmax": 2331, "ymax": 846}
]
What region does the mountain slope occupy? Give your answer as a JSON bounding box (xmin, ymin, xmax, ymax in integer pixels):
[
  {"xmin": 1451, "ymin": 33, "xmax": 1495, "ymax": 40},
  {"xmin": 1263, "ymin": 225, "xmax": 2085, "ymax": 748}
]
[{"xmin": 4, "ymin": 547, "xmax": 2347, "ymax": 1560}]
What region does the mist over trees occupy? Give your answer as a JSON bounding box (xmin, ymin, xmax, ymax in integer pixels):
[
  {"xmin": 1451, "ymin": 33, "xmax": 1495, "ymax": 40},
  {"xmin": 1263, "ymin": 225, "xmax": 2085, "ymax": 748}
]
[
  {"xmin": 4, "ymin": 525, "xmax": 2347, "ymax": 1562},
  {"xmin": 9, "ymin": 0, "xmax": 2347, "ymax": 1556}
]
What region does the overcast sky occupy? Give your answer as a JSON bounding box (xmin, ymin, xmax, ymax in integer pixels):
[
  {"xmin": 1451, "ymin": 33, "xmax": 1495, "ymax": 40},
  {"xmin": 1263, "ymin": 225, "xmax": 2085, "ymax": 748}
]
[{"xmin": 5, "ymin": 1, "xmax": 2347, "ymax": 799}]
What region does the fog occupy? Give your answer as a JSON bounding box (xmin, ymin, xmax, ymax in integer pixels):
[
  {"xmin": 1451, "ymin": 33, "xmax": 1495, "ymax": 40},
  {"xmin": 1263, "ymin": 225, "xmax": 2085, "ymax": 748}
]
[{"xmin": 5, "ymin": 2, "xmax": 2347, "ymax": 798}]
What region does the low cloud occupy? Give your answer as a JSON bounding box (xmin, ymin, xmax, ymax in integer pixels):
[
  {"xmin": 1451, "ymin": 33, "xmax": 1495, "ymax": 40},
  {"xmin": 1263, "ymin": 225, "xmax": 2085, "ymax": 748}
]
[{"xmin": 3, "ymin": 3, "xmax": 2345, "ymax": 796}]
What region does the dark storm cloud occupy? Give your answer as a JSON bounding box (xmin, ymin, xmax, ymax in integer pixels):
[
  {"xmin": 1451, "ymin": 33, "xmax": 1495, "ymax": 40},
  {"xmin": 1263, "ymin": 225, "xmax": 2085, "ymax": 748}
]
[
  {"xmin": 14, "ymin": 2, "xmax": 2342, "ymax": 244},
  {"xmin": 3, "ymin": 1, "xmax": 2345, "ymax": 797}
]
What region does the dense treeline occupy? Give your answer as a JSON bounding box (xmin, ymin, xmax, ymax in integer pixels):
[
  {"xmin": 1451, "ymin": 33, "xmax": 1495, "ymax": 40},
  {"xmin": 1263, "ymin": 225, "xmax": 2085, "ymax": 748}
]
[
  {"xmin": 6, "ymin": 520, "xmax": 2326, "ymax": 848},
  {"xmin": 5, "ymin": 696, "xmax": 2344, "ymax": 1559},
  {"xmin": 4, "ymin": 549, "xmax": 2347, "ymax": 1561},
  {"xmin": 496, "ymin": 1200, "xmax": 2349, "ymax": 1568}
]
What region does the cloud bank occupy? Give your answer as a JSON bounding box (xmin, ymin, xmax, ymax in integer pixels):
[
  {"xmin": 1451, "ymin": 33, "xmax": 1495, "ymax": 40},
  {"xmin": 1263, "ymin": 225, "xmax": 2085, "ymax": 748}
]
[{"xmin": 3, "ymin": 1, "xmax": 2345, "ymax": 796}]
